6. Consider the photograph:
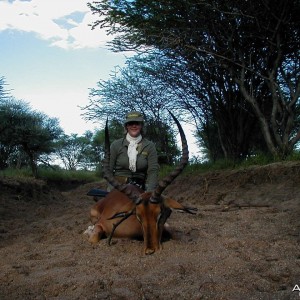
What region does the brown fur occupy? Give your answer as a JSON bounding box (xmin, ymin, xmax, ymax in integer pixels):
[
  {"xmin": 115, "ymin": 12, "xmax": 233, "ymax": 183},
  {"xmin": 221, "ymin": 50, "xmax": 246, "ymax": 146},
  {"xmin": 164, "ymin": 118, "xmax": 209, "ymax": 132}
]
[{"xmin": 88, "ymin": 185, "xmax": 194, "ymax": 254}]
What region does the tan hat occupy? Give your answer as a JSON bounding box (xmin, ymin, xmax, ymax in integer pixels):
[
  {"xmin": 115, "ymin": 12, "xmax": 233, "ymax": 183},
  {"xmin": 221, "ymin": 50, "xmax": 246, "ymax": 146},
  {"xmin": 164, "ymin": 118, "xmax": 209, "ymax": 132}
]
[{"xmin": 124, "ymin": 111, "xmax": 144, "ymax": 124}]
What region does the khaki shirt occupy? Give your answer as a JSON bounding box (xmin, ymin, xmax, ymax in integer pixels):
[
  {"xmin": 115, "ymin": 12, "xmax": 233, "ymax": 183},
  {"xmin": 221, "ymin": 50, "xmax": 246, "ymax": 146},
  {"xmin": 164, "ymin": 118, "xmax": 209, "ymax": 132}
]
[{"xmin": 109, "ymin": 137, "xmax": 159, "ymax": 191}]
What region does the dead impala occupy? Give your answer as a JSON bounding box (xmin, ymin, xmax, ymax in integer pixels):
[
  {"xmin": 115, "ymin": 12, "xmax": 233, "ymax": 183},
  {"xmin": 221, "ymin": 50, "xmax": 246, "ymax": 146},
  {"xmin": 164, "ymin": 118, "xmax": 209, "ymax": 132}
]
[{"xmin": 86, "ymin": 111, "xmax": 197, "ymax": 255}]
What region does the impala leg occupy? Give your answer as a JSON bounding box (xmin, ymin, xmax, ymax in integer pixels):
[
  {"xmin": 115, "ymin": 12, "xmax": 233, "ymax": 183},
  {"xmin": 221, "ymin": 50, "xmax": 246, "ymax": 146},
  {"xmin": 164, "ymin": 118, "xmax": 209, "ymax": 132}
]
[
  {"xmin": 90, "ymin": 207, "xmax": 100, "ymax": 224},
  {"xmin": 87, "ymin": 223, "xmax": 104, "ymax": 244}
]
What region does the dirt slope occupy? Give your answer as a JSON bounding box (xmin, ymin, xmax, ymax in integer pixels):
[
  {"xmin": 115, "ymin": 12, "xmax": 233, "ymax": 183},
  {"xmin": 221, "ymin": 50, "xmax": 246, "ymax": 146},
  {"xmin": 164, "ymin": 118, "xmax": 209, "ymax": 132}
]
[{"xmin": 0, "ymin": 162, "xmax": 300, "ymax": 300}]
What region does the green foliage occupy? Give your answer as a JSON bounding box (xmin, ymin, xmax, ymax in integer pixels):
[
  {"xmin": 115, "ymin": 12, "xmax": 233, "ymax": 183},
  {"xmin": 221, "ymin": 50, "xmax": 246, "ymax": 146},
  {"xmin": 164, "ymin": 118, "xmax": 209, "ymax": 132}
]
[
  {"xmin": 0, "ymin": 167, "xmax": 33, "ymax": 178},
  {"xmin": 38, "ymin": 168, "xmax": 100, "ymax": 182},
  {"xmin": 240, "ymin": 154, "xmax": 277, "ymax": 168},
  {"xmin": 83, "ymin": 54, "xmax": 180, "ymax": 124},
  {"xmin": 181, "ymin": 150, "xmax": 300, "ymax": 176},
  {"xmin": 286, "ymin": 150, "xmax": 300, "ymax": 161},
  {"xmin": 54, "ymin": 133, "xmax": 92, "ymax": 170},
  {"xmin": 238, "ymin": 150, "xmax": 300, "ymax": 168},
  {"xmin": 145, "ymin": 118, "xmax": 179, "ymax": 164},
  {"xmin": 0, "ymin": 167, "xmax": 100, "ymax": 183},
  {"xmin": 88, "ymin": 0, "xmax": 300, "ymax": 160},
  {"xmin": 84, "ymin": 73, "xmax": 181, "ymax": 164},
  {"xmin": 0, "ymin": 97, "xmax": 62, "ymax": 176},
  {"xmin": 186, "ymin": 159, "xmax": 236, "ymax": 174},
  {"xmin": 91, "ymin": 119, "xmax": 124, "ymax": 167},
  {"xmin": 2, "ymin": 151, "xmax": 298, "ymax": 185}
]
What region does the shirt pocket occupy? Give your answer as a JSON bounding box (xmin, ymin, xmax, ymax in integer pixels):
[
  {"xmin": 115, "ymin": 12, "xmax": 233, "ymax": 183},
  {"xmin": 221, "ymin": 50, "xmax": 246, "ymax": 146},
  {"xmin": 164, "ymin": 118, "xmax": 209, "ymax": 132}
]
[{"xmin": 137, "ymin": 151, "xmax": 148, "ymax": 171}]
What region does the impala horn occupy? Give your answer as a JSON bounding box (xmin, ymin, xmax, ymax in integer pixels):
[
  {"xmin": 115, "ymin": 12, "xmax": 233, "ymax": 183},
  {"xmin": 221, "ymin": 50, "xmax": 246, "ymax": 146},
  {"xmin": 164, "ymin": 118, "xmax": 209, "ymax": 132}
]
[{"xmin": 150, "ymin": 110, "xmax": 189, "ymax": 203}]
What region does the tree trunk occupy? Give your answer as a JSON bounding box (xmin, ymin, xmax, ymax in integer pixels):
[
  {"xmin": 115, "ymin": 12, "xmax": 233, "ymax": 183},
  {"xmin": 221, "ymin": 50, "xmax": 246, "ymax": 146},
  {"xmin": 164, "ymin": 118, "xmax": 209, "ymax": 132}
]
[{"xmin": 237, "ymin": 79, "xmax": 278, "ymax": 157}]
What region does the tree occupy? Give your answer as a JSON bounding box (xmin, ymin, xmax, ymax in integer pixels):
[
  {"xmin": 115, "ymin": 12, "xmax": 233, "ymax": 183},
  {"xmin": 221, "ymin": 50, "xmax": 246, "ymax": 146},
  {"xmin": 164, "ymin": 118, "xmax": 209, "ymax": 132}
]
[
  {"xmin": 85, "ymin": 51, "xmax": 261, "ymax": 161},
  {"xmin": 84, "ymin": 58, "xmax": 176, "ymax": 121},
  {"xmin": 0, "ymin": 77, "xmax": 14, "ymax": 169},
  {"xmin": 89, "ymin": 0, "xmax": 300, "ymax": 158},
  {"xmin": 55, "ymin": 133, "xmax": 92, "ymax": 170},
  {"xmin": 83, "ymin": 59, "xmax": 180, "ymax": 163},
  {"xmin": 128, "ymin": 52, "xmax": 261, "ymax": 160},
  {"xmin": 0, "ymin": 76, "xmax": 10, "ymax": 100},
  {"xmin": 0, "ymin": 98, "xmax": 62, "ymax": 176}
]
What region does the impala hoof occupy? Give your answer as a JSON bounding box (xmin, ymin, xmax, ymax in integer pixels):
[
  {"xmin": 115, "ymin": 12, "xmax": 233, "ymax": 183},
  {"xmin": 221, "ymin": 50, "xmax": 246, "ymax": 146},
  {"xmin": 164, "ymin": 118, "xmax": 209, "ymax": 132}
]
[
  {"xmin": 83, "ymin": 225, "xmax": 95, "ymax": 238},
  {"xmin": 145, "ymin": 248, "xmax": 155, "ymax": 255}
]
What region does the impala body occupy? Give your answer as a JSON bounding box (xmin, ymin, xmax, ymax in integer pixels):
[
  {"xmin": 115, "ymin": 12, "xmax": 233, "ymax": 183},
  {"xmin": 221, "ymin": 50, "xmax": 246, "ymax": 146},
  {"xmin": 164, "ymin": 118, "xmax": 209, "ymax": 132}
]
[
  {"xmin": 89, "ymin": 187, "xmax": 144, "ymax": 242},
  {"xmin": 86, "ymin": 111, "xmax": 196, "ymax": 254}
]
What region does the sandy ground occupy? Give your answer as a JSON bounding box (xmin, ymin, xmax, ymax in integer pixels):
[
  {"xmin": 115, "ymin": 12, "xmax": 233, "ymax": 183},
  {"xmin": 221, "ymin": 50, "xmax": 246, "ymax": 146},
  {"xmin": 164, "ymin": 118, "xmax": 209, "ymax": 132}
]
[{"xmin": 0, "ymin": 161, "xmax": 300, "ymax": 300}]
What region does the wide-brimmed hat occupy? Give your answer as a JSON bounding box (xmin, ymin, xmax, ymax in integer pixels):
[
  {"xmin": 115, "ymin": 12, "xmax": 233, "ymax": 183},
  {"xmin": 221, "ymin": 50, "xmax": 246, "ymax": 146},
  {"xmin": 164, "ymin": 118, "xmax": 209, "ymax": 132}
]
[{"xmin": 124, "ymin": 111, "xmax": 144, "ymax": 124}]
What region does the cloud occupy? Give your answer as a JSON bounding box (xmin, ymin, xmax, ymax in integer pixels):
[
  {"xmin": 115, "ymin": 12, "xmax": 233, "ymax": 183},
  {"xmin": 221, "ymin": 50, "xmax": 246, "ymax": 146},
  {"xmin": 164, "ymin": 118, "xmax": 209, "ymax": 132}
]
[{"xmin": 0, "ymin": 0, "xmax": 112, "ymax": 49}]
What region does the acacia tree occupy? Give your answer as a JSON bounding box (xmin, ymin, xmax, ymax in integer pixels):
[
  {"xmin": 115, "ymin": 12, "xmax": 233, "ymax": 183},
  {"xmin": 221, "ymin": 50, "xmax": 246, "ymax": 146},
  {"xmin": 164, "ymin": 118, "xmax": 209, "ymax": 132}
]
[
  {"xmin": 83, "ymin": 59, "xmax": 180, "ymax": 163},
  {"xmin": 128, "ymin": 52, "xmax": 261, "ymax": 160},
  {"xmin": 0, "ymin": 97, "xmax": 62, "ymax": 176},
  {"xmin": 0, "ymin": 77, "xmax": 13, "ymax": 168},
  {"xmin": 89, "ymin": 0, "xmax": 300, "ymax": 158},
  {"xmin": 55, "ymin": 133, "xmax": 93, "ymax": 170},
  {"xmin": 84, "ymin": 58, "xmax": 176, "ymax": 121},
  {"xmin": 86, "ymin": 50, "xmax": 262, "ymax": 161}
]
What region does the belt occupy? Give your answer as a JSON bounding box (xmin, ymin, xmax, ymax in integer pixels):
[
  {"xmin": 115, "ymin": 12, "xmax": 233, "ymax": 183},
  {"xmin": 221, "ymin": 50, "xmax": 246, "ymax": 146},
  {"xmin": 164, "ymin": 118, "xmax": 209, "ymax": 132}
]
[{"xmin": 115, "ymin": 176, "xmax": 145, "ymax": 189}]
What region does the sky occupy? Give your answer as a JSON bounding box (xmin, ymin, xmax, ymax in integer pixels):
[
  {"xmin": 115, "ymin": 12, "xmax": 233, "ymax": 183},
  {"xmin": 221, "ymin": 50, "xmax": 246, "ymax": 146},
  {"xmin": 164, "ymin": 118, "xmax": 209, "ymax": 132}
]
[
  {"xmin": 0, "ymin": 0, "xmax": 128, "ymax": 133},
  {"xmin": 0, "ymin": 0, "xmax": 199, "ymax": 156}
]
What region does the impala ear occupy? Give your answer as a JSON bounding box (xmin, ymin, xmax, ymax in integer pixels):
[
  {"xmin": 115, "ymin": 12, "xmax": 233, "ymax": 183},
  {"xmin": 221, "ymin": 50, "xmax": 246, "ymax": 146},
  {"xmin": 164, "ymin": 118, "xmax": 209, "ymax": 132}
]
[{"xmin": 164, "ymin": 198, "xmax": 198, "ymax": 214}]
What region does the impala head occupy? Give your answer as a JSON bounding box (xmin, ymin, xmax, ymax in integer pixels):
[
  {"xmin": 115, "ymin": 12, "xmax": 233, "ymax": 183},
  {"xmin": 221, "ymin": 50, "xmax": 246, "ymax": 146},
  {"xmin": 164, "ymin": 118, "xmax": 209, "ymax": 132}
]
[{"xmin": 103, "ymin": 111, "xmax": 196, "ymax": 254}]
